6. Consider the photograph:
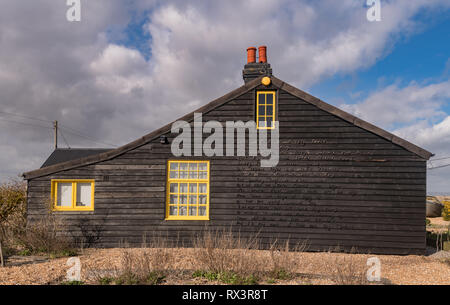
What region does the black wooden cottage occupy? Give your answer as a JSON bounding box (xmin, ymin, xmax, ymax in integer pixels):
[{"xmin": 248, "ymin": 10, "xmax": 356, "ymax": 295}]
[{"xmin": 23, "ymin": 47, "xmax": 432, "ymax": 255}]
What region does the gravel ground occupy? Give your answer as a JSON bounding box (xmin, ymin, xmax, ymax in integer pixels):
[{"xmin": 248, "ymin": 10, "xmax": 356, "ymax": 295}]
[
  {"xmin": 428, "ymin": 217, "xmax": 450, "ymax": 230},
  {"xmin": 0, "ymin": 248, "xmax": 449, "ymax": 285}
]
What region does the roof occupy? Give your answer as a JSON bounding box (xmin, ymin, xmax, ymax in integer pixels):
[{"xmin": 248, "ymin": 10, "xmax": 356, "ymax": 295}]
[
  {"xmin": 23, "ymin": 76, "xmax": 433, "ymax": 180},
  {"xmin": 40, "ymin": 148, "xmax": 113, "ymax": 168}
]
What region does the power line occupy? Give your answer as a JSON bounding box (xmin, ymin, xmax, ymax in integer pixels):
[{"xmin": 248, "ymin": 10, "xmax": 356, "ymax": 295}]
[
  {"xmin": 428, "ymin": 163, "xmax": 450, "ymax": 170},
  {"xmin": 59, "ymin": 125, "xmax": 118, "ymax": 148},
  {"xmin": 0, "ymin": 110, "xmax": 117, "ymax": 148},
  {"xmin": 0, "ymin": 111, "xmax": 52, "ymax": 123},
  {"xmin": 429, "ymin": 156, "xmax": 450, "ymax": 162},
  {"xmin": 59, "ymin": 128, "xmax": 71, "ymax": 149},
  {"xmin": 0, "ymin": 117, "xmax": 53, "ymax": 130}
]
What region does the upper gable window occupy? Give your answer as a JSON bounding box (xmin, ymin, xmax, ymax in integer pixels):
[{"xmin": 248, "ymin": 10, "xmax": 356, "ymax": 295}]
[{"xmin": 256, "ymin": 91, "xmax": 275, "ymax": 129}]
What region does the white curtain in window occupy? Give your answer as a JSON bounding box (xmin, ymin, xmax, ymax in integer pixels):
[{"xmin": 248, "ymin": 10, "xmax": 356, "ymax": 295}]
[
  {"xmin": 57, "ymin": 183, "xmax": 72, "ymax": 207},
  {"xmin": 76, "ymin": 183, "xmax": 92, "ymax": 207}
]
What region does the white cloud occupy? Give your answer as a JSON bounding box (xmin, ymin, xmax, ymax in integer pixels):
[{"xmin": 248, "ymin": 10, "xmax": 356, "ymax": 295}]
[
  {"xmin": 341, "ymin": 80, "xmax": 450, "ymax": 128},
  {"xmin": 394, "ymin": 118, "xmax": 450, "ymax": 193}
]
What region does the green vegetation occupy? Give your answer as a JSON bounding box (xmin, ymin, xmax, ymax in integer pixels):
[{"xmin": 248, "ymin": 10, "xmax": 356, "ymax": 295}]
[
  {"xmin": 0, "ymin": 180, "xmax": 77, "ymax": 260},
  {"xmin": 192, "ymin": 270, "xmax": 259, "ymax": 285},
  {"xmin": 442, "ymin": 201, "xmax": 450, "ymax": 221},
  {"xmin": 61, "ymin": 280, "xmax": 84, "ymax": 285}
]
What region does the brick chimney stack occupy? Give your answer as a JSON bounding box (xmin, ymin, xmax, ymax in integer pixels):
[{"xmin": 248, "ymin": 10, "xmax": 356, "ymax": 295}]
[{"xmin": 242, "ymin": 45, "xmax": 272, "ymax": 83}]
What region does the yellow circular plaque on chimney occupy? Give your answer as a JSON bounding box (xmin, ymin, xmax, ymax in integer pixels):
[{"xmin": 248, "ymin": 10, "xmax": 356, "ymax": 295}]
[{"xmin": 261, "ymin": 76, "xmax": 271, "ymax": 86}]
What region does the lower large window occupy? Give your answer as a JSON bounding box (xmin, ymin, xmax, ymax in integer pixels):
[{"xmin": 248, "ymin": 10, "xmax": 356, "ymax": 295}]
[
  {"xmin": 166, "ymin": 160, "xmax": 209, "ymax": 220},
  {"xmin": 51, "ymin": 179, "xmax": 95, "ymax": 211}
]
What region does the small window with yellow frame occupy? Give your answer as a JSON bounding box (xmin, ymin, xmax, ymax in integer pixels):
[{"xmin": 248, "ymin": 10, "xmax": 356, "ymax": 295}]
[
  {"xmin": 166, "ymin": 160, "xmax": 209, "ymax": 220},
  {"xmin": 51, "ymin": 179, "xmax": 95, "ymax": 211},
  {"xmin": 256, "ymin": 91, "xmax": 276, "ymax": 129}
]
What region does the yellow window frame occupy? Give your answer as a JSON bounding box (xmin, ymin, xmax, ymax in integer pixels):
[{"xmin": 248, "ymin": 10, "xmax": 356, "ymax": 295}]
[
  {"xmin": 166, "ymin": 160, "xmax": 210, "ymax": 220},
  {"xmin": 256, "ymin": 91, "xmax": 276, "ymax": 129},
  {"xmin": 51, "ymin": 179, "xmax": 95, "ymax": 211}
]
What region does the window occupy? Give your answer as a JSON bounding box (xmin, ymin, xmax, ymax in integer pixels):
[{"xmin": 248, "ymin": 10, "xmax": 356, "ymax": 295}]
[
  {"xmin": 256, "ymin": 91, "xmax": 276, "ymax": 129},
  {"xmin": 166, "ymin": 160, "xmax": 209, "ymax": 220},
  {"xmin": 51, "ymin": 179, "xmax": 95, "ymax": 211}
]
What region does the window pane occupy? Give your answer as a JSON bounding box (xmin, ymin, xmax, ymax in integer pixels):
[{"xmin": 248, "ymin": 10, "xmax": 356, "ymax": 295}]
[
  {"xmin": 199, "ymin": 171, "xmax": 207, "ymax": 179},
  {"xmin": 170, "ymin": 162, "xmax": 178, "ymax": 170},
  {"xmin": 199, "ymin": 183, "xmax": 207, "ymax": 193},
  {"xmin": 179, "ymin": 183, "xmax": 188, "ymax": 193},
  {"xmin": 199, "ymin": 163, "xmax": 208, "ymax": 171},
  {"xmin": 179, "ymin": 195, "xmax": 187, "ymax": 204},
  {"xmin": 189, "ymin": 195, "xmax": 197, "ymax": 204},
  {"xmin": 199, "ymin": 195, "xmax": 207, "ymax": 204},
  {"xmin": 57, "ymin": 183, "xmax": 72, "ymax": 207},
  {"xmin": 267, "ymin": 93, "xmax": 274, "ymax": 105},
  {"xmin": 189, "ymin": 206, "xmax": 197, "ymax": 216},
  {"xmin": 258, "ymin": 105, "xmax": 265, "ymax": 115},
  {"xmin": 189, "ymin": 184, "xmax": 197, "ymax": 193},
  {"xmin": 170, "ymin": 171, "xmax": 178, "ymax": 179},
  {"xmin": 169, "ymin": 183, "xmax": 178, "ymax": 193},
  {"xmin": 258, "ymin": 93, "xmax": 266, "ymax": 104},
  {"xmin": 170, "ymin": 195, "xmax": 178, "ymax": 204},
  {"xmin": 179, "ymin": 171, "xmax": 188, "ymax": 179},
  {"xmin": 169, "ymin": 206, "xmax": 177, "ymax": 216},
  {"xmin": 76, "ymin": 183, "xmax": 92, "ymax": 207},
  {"xmin": 189, "ymin": 163, "xmax": 197, "ymax": 170},
  {"xmin": 266, "ymin": 105, "xmax": 273, "ymax": 115},
  {"xmin": 180, "ymin": 163, "xmax": 188, "ymax": 170},
  {"xmin": 199, "ymin": 206, "xmax": 207, "ymax": 216},
  {"xmin": 179, "ymin": 206, "xmax": 187, "ymax": 216},
  {"xmin": 189, "ymin": 171, "xmax": 198, "ymax": 179}
]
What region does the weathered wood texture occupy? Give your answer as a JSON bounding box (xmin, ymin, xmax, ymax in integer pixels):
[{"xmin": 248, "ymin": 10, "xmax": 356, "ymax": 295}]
[{"xmin": 27, "ymin": 86, "xmax": 427, "ymax": 254}]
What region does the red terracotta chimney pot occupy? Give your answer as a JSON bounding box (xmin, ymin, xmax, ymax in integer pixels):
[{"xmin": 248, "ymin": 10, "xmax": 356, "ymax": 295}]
[
  {"xmin": 258, "ymin": 46, "xmax": 267, "ymax": 63},
  {"xmin": 247, "ymin": 47, "xmax": 256, "ymax": 64}
]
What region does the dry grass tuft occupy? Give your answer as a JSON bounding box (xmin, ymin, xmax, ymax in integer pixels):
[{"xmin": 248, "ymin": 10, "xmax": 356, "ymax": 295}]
[
  {"xmin": 192, "ymin": 228, "xmax": 263, "ymax": 279},
  {"xmin": 87, "ymin": 236, "xmax": 174, "ymax": 285},
  {"xmin": 324, "ymin": 247, "xmax": 369, "ymax": 285},
  {"xmin": 268, "ymin": 239, "xmax": 308, "ymax": 280}
]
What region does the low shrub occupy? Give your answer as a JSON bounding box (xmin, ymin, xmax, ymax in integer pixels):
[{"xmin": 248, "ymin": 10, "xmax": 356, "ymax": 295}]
[
  {"xmin": 442, "ymin": 201, "xmax": 450, "ymax": 221},
  {"xmin": 16, "ymin": 212, "xmax": 77, "ymax": 257},
  {"xmin": 0, "ymin": 180, "xmax": 27, "ymax": 260}
]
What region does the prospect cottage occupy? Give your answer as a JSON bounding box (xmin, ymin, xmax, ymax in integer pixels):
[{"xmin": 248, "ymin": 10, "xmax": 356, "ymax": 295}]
[{"xmin": 23, "ymin": 47, "xmax": 432, "ymax": 255}]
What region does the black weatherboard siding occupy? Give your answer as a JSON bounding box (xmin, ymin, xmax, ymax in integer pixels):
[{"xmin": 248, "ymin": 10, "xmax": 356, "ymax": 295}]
[{"xmin": 24, "ymin": 76, "xmax": 430, "ymax": 255}]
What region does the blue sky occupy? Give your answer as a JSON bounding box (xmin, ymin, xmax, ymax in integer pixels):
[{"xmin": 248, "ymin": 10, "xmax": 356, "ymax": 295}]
[{"xmin": 310, "ymin": 13, "xmax": 450, "ymax": 115}]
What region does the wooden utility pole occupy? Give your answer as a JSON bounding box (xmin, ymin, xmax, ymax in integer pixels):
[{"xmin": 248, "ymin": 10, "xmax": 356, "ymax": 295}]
[{"xmin": 53, "ymin": 120, "xmax": 58, "ymax": 149}]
